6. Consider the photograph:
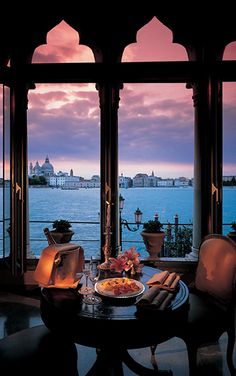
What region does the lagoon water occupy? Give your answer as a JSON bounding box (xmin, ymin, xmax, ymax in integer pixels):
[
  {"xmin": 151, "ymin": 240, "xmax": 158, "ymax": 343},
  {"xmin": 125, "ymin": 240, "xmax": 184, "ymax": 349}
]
[{"xmin": 1, "ymin": 187, "xmax": 236, "ymax": 258}]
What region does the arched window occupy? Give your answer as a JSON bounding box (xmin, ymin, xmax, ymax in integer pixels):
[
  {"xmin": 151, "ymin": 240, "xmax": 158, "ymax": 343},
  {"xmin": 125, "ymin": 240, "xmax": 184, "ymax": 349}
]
[
  {"xmin": 222, "ymin": 42, "xmax": 236, "ymax": 235},
  {"xmin": 120, "ymin": 17, "xmax": 193, "ymax": 257},
  {"xmin": 32, "ymin": 20, "xmax": 95, "ymax": 63},
  {"xmin": 28, "ymin": 22, "xmax": 99, "ymax": 258},
  {"xmin": 122, "ymin": 17, "xmax": 188, "ymax": 62},
  {"xmin": 223, "ymin": 41, "xmax": 236, "ymax": 60}
]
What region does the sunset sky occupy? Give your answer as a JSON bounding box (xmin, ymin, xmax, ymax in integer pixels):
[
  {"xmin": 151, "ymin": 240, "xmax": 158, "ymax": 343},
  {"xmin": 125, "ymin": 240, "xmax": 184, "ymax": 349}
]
[{"xmin": 24, "ymin": 17, "xmax": 236, "ymax": 179}]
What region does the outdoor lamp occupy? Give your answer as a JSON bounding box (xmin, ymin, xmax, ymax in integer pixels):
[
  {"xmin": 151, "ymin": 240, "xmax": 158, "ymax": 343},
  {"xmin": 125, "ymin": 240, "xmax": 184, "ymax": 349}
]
[
  {"xmin": 119, "ymin": 194, "xmax": 125, "ymax": 211},
  {"xmin": 134, "ymin": 207, "xmax": 143, "ymax": 225},
  {"xmin": 118, "ymin": 194, "xmax": 143, "ymax": 253}
]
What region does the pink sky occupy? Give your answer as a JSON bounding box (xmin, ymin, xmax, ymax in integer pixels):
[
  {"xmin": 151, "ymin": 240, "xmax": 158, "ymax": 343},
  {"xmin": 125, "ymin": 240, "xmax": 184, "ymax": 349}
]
[{"xmin": 17, "ymin": 17, "xmax": 236, "ymax": 179}]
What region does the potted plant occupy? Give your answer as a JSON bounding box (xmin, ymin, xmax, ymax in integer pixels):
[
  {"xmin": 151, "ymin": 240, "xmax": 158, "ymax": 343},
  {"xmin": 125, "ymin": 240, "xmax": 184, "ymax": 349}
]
[
  {"xmin": 49, "ymin": 219, "xmax": 74, "ymax": 244},
  {"xmin": 141, "ymin": 219, "xmax": 165, "ymax": 260},
  {"xmin": 227, "ymin": 221, "xmax": 236, "ymax": 243}
]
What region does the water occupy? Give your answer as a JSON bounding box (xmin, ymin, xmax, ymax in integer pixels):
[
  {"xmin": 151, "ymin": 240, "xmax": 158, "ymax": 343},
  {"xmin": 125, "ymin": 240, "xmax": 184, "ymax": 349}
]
[{"xmin": 0, "ymin": 187, "xmax": 236, "ymax": 259}]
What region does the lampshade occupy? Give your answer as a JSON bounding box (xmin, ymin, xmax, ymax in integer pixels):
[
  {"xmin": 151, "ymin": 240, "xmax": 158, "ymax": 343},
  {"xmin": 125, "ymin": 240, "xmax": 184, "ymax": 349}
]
[
  {"xmin": 119, "ymin": 194, "xmax": 125, "ymax": 210},
  {"xmin": 134, "ymin": 207, "xmax": 143, "ymax": 224}
]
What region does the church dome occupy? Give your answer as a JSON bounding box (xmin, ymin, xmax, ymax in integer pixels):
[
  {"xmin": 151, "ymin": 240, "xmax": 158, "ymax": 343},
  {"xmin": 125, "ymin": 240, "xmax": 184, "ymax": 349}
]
[{"xmin": 41, "ymin": 155, "xmax": 54, "ymax": 175}]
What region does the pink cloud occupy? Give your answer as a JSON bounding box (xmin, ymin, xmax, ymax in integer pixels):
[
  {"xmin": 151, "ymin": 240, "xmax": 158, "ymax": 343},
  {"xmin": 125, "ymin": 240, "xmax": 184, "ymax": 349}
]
[
  {"xmin": 122, "ymin": 17, "xmax": 188, "ymax": 62},
  {"xmin": 32, "ymin": 20, "xmax": 95, "ymax": 63},
  {"xmin": 223, "ymin": 42, "xmax": 236, "ymax": 60}
]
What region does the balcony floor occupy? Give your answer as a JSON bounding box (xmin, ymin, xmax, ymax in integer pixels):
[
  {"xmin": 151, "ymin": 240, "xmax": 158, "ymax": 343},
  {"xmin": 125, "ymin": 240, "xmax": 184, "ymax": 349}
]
[{"xmin": 0, "ymin": 291, "xmax": 234, "ymax": 375}]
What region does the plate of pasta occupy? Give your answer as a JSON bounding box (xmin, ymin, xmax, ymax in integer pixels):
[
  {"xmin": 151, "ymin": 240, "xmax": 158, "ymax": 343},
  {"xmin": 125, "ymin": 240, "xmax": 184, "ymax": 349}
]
[{"xmin": 95, "ymin": 277, "xmax": 145, "ymax": 298}]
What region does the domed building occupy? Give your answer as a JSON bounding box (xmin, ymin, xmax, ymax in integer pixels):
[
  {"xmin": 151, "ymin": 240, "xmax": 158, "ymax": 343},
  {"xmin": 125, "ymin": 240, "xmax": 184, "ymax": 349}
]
[
  {"xmin": 30, "ymin": 156, "xmax": 54, "ymax": 178},
  {"xmin": 41, "ymin": 155, "xmax": 54, "ymax": 177}
]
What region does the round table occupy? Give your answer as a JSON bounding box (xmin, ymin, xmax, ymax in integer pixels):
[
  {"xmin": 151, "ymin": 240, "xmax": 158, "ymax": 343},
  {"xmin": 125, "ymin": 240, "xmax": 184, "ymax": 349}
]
[{"xmin": 40, "ymin": 266, "xmax": 189, "ymax": 375}]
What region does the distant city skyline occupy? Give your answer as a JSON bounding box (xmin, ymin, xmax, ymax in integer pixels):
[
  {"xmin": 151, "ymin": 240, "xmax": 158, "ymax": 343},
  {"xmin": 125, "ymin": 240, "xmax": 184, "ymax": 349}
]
[
  {"xmin": 30, "ymin": 155, "xmax": 194, "ymax": 180},
  {"xmin": 29, "ymin": 155, "xmax": 235, "ymax": 182}
]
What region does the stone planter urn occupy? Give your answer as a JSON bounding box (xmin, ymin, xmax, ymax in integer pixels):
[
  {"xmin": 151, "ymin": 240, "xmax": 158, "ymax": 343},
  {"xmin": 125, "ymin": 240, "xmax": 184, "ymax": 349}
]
[
  {"xmin": 141, "ymin": 219, "xmax": 165, "ymax": 260},
  {"xmin": 49, "ymin": 230, "xmax": 74, "ymax": 244},
  {"xmin": 49, "ymin": 219, "xmax": 74, "ymax": 244},
  {"xmin": 141, "ymin": 231, "xmax": 165, "ymax": 260}
]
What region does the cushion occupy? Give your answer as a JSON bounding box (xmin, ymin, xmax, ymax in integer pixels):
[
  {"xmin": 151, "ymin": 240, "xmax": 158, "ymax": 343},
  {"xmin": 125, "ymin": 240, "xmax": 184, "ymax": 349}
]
[{"xmin": 195, "ymin": 236, "xmax": 236, "ymax": 304}]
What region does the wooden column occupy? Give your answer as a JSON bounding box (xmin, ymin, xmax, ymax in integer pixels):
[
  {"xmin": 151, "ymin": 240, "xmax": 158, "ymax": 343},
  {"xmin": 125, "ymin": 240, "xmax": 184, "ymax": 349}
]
[
  {"xmin": 10, "ymin": 81, "xmax": 29, "ymax": 274},
  {"xmin": 188, "ymin": 74, "xmax": 223, "ymax": 259},
  {"xmin": 98, "ymin": 83, "xmax": 121, "ymax": 259}
]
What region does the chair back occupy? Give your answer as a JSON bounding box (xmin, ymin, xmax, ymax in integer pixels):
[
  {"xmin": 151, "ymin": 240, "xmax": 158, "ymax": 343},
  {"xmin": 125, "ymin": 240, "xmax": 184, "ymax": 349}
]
[{"xmin": 195, "ymin": 234, "xmax": 236, "ymax": 304}]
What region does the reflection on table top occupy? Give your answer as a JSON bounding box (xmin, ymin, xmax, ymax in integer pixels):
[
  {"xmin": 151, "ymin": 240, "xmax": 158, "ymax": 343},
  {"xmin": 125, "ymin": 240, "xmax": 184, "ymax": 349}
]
[{"xmin": 40, "ymin": 265, "xmax": 189, "ymax": 349}]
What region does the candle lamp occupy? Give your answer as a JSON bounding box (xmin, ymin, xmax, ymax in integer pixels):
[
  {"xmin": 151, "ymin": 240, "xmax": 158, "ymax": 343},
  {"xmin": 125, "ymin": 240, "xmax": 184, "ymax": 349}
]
[{"xmin": 99, "ymin": 185, "xmax": 112, "ymax": 270}]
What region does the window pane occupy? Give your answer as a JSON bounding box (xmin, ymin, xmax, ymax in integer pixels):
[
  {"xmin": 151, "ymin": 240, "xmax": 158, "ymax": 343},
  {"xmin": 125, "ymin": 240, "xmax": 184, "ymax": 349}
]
[
  {"xmin": 28, "ymin": 83, "xmax": 100, "ymax": 259},
  {"xmin": 119, "ymin": 83, "xmax": 194, "ymax": 258},
  {"xmin": 223, "ymin": 82, "xmax": 236, "ymax": 236}
]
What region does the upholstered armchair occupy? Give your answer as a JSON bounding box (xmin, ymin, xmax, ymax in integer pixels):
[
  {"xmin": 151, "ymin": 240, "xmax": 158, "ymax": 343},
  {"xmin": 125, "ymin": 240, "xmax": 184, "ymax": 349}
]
[{"xmin": 176, "ymin": 234, "xmax": 236, "ymax": 375}]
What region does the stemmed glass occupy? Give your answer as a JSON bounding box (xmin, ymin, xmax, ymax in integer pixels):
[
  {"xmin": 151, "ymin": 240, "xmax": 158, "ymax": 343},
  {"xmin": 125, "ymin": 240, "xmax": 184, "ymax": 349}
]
[
  {"xmin": 79, "ymin": 258, "xmax": 101, "ymax": 305},
  {"xmin": 79, "ymin": 262, "xmax": 94, "ymax": 297},
  {"xmin": 87, "ymin": 259, "xmax": 102, "ymax": 304}
]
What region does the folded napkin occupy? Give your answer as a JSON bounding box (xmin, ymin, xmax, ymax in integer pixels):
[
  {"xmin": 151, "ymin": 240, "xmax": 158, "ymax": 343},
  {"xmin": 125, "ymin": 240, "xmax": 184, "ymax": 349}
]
[
  {"xmin": 146, "ymin": 271, "xmax": 180, "ymax": 292},
  {"xmin": 136, "ymin": 285, "xmax": 160, "ymax": 305},
  {"xmin": 136, "ymin": 286, "xmax": 174, "ymax": 311}
]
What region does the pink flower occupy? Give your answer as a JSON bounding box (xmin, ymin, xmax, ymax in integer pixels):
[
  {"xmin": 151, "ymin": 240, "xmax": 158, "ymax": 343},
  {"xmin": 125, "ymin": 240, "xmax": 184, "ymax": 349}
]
[
  {"xmin": 109, "ymin": 247, "xmax": 141, "ymax": 274},
  {"xmin": 123, "ymin": 247, "xmax": 140, "ymax": 267},
  {"xmin": 109, "ymin": 257, "xmax": 126, "ymax": 273}
]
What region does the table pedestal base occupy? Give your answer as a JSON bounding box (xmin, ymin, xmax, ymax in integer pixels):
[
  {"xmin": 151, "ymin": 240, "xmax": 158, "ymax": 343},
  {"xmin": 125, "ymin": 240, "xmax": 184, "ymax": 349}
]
[{"xmin": 85, "ymin": 348, "xmax": 173, "ymax": 376}]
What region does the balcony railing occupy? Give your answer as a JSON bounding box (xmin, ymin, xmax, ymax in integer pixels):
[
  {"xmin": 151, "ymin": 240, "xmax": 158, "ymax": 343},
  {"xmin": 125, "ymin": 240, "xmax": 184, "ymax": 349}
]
[{"xmin": 0, "ymin": 220, "xmax": 233, "ymax": 260}]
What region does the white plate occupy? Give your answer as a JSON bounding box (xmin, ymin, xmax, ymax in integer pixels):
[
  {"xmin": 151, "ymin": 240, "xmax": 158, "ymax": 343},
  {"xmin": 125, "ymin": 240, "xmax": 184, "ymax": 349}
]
[{"xmin": 95, "ymin": 277, "xmax": 145, "ymax": 298}]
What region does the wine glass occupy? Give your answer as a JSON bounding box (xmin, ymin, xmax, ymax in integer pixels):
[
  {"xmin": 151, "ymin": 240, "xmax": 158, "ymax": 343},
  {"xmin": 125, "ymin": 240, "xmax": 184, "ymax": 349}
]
[
  {"xmin": 79, "ymin": 262, "xmax": 94, "ymax": 296},
  {"xmin": 84, "ymin": 259, "xmax": 102, "ymax": 305},
  {"xmin": 79, "ymin": 259, "xmax": 101, "ymax": 304}
]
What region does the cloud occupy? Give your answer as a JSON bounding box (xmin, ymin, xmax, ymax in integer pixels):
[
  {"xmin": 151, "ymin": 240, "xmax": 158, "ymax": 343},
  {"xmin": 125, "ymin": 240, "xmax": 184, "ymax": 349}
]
[
  {"xmin": 119, "ymin": 83, "xmax": 194, "ymax": 166},
  {"xmin": 223, "ymin": 103, "xmax": 236, "ymax": 164},
  {"xmin": 28, "ymin": 84, "xmax": 100, "ymax": 172},
  {"xmin": 122, "ymin": 17, "xmax": 188, "ymax": 62},
  {"xmin": 223, "ymin": 42, "xmax": 236, "ymax": 60},
  {"xmin": 32, "ymin": 20, "xmax": 94, "ymax": 63}
]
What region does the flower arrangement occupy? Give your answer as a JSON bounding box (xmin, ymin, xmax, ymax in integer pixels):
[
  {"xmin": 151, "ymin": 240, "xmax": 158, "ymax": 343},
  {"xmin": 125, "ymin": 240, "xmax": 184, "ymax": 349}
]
[{"xmin": 109, "ymin": 247, "xmax": 142, "ymax": 275}]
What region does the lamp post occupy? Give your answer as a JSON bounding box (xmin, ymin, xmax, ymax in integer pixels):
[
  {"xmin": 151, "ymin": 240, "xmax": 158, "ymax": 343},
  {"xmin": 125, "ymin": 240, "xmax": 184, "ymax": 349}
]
[{"xmin": 119, "ymin": 194, "xmax": 143, "ymax": 253}]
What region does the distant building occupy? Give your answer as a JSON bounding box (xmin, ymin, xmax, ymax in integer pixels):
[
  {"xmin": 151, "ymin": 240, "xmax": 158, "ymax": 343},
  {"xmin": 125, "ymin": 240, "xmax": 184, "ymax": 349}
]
[
  {"xmin": 157, "ymin": 178, "xmax": 174, "ymax": 187},
  {"xmin": 119, "ymin": 174, "xmax": 132, "ymax": 188},
  {"xmin": 148, "ymin": 171, "xmax": 161, "ymax": 187},
  {"xmin": 223, "ymin": 176, "xmax": 236, "ymax": 182},
  {"xmin": 133, "ymin": 173, "xmax": 149, "ymax": 187},
  {"xmin": 29, "ymin": 155, "xmax": 54, "ymax": 178},
  {"xmin": 91, "ymin": 175, "xmax": 100, "ymax": 182},
  {"xmin": 133, "ymin": 172, "xmax": 161, "ymax": 187},
  {"xmin": 174, "ymin": 177, "xmax": 190, "ymax": 187}
]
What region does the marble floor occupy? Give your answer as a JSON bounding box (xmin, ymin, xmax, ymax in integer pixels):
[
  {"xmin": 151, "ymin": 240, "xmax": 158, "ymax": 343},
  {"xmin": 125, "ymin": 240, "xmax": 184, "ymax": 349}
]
[{"xmin": 0, "ymin": 291, "xmax": 235, "ymax": 376}]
